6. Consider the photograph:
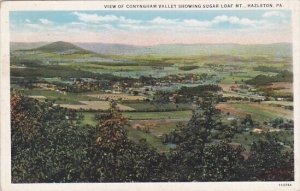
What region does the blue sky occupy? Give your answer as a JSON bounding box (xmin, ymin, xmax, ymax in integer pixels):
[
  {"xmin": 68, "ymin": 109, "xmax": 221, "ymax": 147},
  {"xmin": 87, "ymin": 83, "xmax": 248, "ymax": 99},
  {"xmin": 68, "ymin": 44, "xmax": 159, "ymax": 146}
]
[{"xmin": 10, "ymin": 10, "xmax": 291, "ymax": 45}]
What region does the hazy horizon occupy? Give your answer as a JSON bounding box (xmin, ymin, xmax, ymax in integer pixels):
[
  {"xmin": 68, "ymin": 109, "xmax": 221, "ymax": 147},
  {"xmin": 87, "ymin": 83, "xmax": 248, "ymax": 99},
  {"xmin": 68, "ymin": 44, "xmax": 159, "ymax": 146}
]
[
  {"xmin": 10, "ymin": 10, "xmax": 291, "ymax": 46},
  {"xmin": 10, "ymin": 40, "xmax": 292, "ymax": 47}
]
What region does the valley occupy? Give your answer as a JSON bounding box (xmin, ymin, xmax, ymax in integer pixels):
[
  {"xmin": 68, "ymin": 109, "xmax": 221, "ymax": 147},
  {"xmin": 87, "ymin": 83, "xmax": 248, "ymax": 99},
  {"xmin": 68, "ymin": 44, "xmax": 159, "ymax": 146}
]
[{"xmin": 10, "ymin": 41, "xmax": 294, "ymax": 152}]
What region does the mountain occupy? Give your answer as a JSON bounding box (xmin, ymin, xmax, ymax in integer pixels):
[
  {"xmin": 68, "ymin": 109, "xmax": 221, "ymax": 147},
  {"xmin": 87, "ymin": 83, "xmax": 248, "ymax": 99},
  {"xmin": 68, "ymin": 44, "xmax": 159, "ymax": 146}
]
[
  {"xmin": 35, "ymin": 41, "xmax": 93, "ymax": 54},
  {"xmin": 11, "ymin": 41, "xmax": 292, "ymax": 58},
  {"xmin": 75, "ymin": 43, "xmax": 141, "ymax": 55}
]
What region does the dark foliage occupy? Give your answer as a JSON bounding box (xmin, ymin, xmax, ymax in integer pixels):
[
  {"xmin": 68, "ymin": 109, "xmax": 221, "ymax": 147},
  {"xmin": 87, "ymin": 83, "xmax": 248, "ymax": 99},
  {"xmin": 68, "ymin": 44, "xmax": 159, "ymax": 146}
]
[
  {"xmin": 245, "ymin": 70, "xmax": 293, "ymax": 86},
  {"xmin": 179, "ymin": 65, "xmax": 199, "ymax": 71},
  {"xmin": 11, "ymin": 93, "xmax": 294, "ymax": 182}
]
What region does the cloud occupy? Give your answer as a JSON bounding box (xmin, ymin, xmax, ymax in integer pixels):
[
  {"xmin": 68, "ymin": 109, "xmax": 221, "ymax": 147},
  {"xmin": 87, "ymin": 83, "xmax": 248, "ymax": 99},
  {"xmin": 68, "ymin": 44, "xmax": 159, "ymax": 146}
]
[
  {"xmin": 72, "ymin": 12, "xmax": 141, "ymax": 24},
  {"xmin": 149, "ymin": 17, "xmax": 178, "ymax": 25},
  {"xmin": 73, "ymin": 12, "xmax": 118, "ymax": 23},
  {"xmin": 39, "ymin": 18, "xmax": 53, "ymax": 25},
  {"xmin": 10, "ymin": 11, "xmax": 291, "ymax": 45},
  {"xmin": 71, "ymin": 12, "xmax": 284, "ymax": 31},
  {"xmin": 263, "ymin": 11, "xmax": 286, "ymax": 18},
  {"xmin": 183, "ymin": 19, "xmax": 211, "ymax": 27},
  {"xmin": 212, "ymin": 15, "xmax": 265, "ymax": 27}
]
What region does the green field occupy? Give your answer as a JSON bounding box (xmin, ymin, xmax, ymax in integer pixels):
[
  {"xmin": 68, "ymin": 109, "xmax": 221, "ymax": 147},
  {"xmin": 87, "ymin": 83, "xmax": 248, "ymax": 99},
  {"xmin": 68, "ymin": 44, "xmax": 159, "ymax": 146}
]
[
  {"xmin": 81, "ymin": 111, "xmax": 184, "ymax": 152},
  {"xmin": 218, "ymin": 102, "xmax": 293, "ymax": 122},
  {"xmin": 233, "ymin": 103, "xmax": 292, "ymax": 121},
  {"xmin": 22, "ymin": 89, "xmax": 100, "ymax": 104},
  {"xmin": 125, "ymin": 126, "xmax": 170, "ymax": 152},
  {"xmin": 123, "ymin": 110, "xmax": 192, "ymax": 120},
  {"xmin": 81, "ymin": 112, "xmax": 99, "ymax": 126},
  {"xmin": 122, "ymin": 102, "xmax": 193, "ymax": 112}
]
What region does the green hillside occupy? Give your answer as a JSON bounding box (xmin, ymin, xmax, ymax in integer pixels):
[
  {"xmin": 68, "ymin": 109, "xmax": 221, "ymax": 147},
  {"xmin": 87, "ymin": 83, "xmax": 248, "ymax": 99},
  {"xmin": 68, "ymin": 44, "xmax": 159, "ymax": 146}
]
[{"xmin": 35, "ymin": 41, "xmax": 92, "ymax": 54}]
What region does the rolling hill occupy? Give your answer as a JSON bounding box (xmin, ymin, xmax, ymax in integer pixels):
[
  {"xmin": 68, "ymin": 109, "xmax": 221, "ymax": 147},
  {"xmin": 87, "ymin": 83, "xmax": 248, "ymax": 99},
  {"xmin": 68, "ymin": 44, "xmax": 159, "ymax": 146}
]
[{"xmin": 34, "ymin": 41, "xmax": 93, "ymax": 54}]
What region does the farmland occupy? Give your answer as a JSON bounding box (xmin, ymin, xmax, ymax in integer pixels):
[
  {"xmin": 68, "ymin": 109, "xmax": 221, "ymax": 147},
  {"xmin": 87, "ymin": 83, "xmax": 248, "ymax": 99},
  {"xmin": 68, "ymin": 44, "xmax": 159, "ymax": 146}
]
[
  {"xmin": 60, "ymin": 101, "xmax": 135, "ymax": 111},
  {"xmin": 217, "ymin": 102, "xmax": 293, "ymax": 121},
  {"xmin": 87, "ymin": 93, "xmax": 146, "ymax": 101},
  {"xmin": 11, "ymin": 41, "xmax": 294, "ymax": 153}
]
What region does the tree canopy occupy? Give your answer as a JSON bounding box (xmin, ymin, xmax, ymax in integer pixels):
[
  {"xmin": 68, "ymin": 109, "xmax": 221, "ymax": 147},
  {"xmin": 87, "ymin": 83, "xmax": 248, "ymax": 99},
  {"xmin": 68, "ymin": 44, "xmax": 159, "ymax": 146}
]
[{"xmin": 11, "ymin": 92, "xmax": 294, "ymax": 182}]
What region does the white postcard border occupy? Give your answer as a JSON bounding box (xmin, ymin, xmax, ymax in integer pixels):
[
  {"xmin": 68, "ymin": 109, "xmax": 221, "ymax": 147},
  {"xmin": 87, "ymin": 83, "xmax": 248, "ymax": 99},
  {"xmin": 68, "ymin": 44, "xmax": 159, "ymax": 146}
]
[{"xmin": 1, "ymin": 1, "xmax": 300, "ymax": 191}]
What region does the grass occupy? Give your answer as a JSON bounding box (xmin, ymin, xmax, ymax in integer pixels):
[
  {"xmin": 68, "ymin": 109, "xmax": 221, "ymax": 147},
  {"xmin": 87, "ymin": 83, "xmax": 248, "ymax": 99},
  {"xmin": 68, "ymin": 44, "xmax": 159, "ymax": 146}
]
[
  {"xmin": 125, "ymin": 126, "xmax": 170, "ymax": 152},
  {"xmin": 149, "ymin": 122, "xmax": 182, "ymax": 136},
  {"xmin": 219, "ymin": 69, "xmax": 280, "ymax": 84},
  {"xmin": 60, "ymin": 101, "xmax": 135, "ymax": 111},
  {"xmin": 234, "ymin": 103, "xmax": 292, "ymax": 121},
  {"xmin": 218, "ymin": 102, "xmax": 293, "ymax": 122},
  {"xmin": 81, "ymin": 65, "xmax": 152, "ymax": 72},
  {"xmin": 88, "ymin": 94, "xmax": 146, "ymax": 101},
  {"xmin": 22, "ymin": 89, "xmax": 100, "ymax": 104},
  {"xmin": 82, "ymin": 112, "xmax": 98, "ymax": 126},
  {"xmin": 122, "ymin": 110, "xmax": 192, "ymax": 120},
  {"xmin": 122, "ymin": 102, "xmax": 193, "ymax": 112}
]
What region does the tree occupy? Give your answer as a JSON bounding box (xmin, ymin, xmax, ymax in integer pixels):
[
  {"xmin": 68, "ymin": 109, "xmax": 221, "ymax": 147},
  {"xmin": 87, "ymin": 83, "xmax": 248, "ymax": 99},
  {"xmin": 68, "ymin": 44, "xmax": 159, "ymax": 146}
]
[
  {"xmin": 166, "ymin": 98, "xmax": 245, "ymax": 181},
  {"xmin": 11, "ymin": 92, "xmax": 94, "ymax": 182},
  {"xmin": 11, "ymin": 92, "xmax": 293, "ymax": 182},
  {"xmin": 242, "ymin": 114, "xmax": 254, "ymax": 127},
  {"xmin": 201, "ymin": 143, "xmax": 245, "ymax": 181},
  {"xmin": 245, "ymin": 133, "xmax": 294, "ymax": 181},
  {"xmin": 152, "ymin": 91, "xmax": 171, "ymax": 104},
  {"xmin": 86, "ymin": 101, "xmax": 168, "ymax": 182},
  {"xmin": 133, "ymin": 90, "xmax": 139, "ymax": 96}
]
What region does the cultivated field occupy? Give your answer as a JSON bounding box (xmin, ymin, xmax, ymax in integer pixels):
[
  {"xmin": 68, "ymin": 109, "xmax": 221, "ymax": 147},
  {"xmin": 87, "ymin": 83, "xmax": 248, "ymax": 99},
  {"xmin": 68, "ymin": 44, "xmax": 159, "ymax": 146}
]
[
  {"xmin": 60, "ymin": 101, "xmax": 135, "ymax": 111},
  {"xmin": 87, "ymin": 93, "xmax": 146, "ymax": 101},
  {"xmin": 217, "ymin": 102, "xmax": 293, "ymax": 121}
]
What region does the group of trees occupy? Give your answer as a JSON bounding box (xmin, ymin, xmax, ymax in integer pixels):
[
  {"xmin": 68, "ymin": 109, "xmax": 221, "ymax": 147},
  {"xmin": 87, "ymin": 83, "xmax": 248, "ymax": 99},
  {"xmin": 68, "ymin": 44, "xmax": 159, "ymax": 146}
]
[
  {"xmin": 11, "ymin": 92, "xmax": 294, "ymax": 182},
  {"xmin": 270, "ymin": 118, "xmax": 294, "ymax": 130},
  {"xmin": 245, "ymin": 70, "xmax": 293, "ymax": 86},
  {"xmin": 151, "ymin": 85, "xmax": 223, "ymax": 104}
]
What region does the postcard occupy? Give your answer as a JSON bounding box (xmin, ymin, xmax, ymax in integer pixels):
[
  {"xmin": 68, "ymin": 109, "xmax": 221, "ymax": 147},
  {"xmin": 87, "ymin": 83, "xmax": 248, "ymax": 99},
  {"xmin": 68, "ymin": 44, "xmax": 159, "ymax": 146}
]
[{"xmin": 0, "ymin": 1, "xmax": 300, "ymax": 191}]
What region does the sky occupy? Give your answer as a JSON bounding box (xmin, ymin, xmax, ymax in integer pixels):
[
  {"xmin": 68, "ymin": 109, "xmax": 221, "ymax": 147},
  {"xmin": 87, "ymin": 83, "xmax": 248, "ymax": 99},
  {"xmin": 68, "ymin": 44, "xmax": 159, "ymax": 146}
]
[{"xmin": 10, "ymin": 10, "xmax": 291, "ymax": 46}]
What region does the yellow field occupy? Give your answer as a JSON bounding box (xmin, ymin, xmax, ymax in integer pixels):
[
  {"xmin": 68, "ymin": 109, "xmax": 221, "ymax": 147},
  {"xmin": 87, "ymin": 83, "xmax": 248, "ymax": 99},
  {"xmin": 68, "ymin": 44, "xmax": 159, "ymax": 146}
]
[
  {"xmin": 87, "ymin": 93, "xmax": 146, "ymax": 101},
  {"xmin": 60, "ymin": 101, "xmax": 135, "ymax": 111}
]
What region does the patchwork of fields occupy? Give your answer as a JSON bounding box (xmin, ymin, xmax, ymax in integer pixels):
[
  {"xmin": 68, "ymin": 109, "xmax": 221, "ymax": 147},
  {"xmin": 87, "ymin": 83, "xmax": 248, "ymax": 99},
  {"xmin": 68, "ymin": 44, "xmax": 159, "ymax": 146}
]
[{"xmin": 11, "ymin": 41, "xmax": 294, "ymax": 152}]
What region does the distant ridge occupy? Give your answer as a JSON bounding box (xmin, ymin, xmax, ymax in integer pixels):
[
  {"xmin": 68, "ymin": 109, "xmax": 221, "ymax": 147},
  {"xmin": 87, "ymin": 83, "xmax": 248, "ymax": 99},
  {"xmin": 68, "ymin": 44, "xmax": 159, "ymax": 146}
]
[
  {"xmin": 75, "ymin": 42, "xmax": 141, "ymax": 55},
  {"xmin": 11, "ymin": 41, "xmax": 292, "ymax": 57},
  {"xmin": 35, "ymin": 41, "xmax": 93, "ymax": 54}
]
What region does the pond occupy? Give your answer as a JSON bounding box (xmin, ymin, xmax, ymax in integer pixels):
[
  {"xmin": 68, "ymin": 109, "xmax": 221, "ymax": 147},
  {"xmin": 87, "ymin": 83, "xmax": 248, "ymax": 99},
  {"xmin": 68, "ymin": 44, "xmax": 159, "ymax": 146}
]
[{"xmin": 166, "ymin": 143, "xmax": 177, "ymax": 149}]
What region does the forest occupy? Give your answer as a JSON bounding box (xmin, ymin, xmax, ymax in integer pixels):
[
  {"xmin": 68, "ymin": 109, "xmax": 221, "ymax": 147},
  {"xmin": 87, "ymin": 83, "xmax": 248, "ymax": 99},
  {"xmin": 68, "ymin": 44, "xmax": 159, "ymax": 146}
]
[{"xmin": 11, "ymin": 92, "xmax": 293, "ymax": 182}]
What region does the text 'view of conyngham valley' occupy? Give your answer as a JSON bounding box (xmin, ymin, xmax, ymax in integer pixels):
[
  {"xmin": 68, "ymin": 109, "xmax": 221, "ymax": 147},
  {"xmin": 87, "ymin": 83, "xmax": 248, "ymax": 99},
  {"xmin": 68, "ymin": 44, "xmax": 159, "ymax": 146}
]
[{"xmin": 10, "ymin": 10, "xmax": 294, "ymax": 182}]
